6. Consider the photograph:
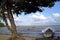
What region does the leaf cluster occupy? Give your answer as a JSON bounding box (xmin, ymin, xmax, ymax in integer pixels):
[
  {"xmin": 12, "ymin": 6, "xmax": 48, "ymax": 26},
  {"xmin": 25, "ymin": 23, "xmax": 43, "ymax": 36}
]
[{"xmin": 0, "ymin": 0, "xmax": 60, "ymax": 14}]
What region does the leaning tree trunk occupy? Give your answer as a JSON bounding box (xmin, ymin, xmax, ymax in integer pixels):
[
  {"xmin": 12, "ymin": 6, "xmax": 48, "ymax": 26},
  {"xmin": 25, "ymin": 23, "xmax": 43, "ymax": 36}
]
[
  {"xmin": 1, "ymin": 11, "xmax": 12, "ymax": 32},
  {"xmin": 1, "ymin": 2, "xmax": 18, "ymax": 40},
  {"xmin": 7, "ymin": 5, "xmax": 18, "ymax": 40},
  {"xmin": 1, "ymin": 5, "xmax": 17, "ymax": 40},
  {"xmin": 1, "ymin": 6, "xmax": 20, "ymax": 40},
  {"xmin": 1, "ymin": 1, "xmax": 25, "ymax": 40},
  {"xmin": 7, "ymin": 6, "xmax": 25, "ymax": 40},
  {"xmin": 1, "ymin": 5, "xmax": 12, "ymax": 32},
  {"xmin": 1, "ymin": 5, "xmax": 16, "ymax": 40}
]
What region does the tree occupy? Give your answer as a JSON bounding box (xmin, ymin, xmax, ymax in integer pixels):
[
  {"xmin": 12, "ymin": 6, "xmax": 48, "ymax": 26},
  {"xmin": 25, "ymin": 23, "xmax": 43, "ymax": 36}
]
[{"xmin": 0, "ymin": 0, "xmax": 60, "ymax": 40}]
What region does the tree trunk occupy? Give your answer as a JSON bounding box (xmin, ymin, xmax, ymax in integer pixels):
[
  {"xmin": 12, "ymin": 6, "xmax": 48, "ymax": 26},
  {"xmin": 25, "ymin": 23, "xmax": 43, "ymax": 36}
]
[
  {"xmin": 7, "ymin": 5, "xmax": 17, "ymax": 40},
  {"xmin": 1, "ymin": 2, "xmax": 24, "ymax": 40},
  {"xmin": 7, "ymin": 6, "xmax": 24, "ymax": 40},
  {"xmin": 1, "ymin": 3, "xmax": 18, "ymax": 40},
  {"xmin": 1, "ymin": 6, "xmax": 12, "ymax": 32},
  {"xmin": 2, "ymin": 13, "xmax": 12, "ymax": 32}
]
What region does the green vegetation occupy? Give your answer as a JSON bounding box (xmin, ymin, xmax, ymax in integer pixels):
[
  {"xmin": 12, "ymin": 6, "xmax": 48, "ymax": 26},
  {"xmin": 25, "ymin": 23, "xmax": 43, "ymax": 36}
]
[{"xmin": 0, "ymin": 22, "xmax": 5, "ymax": 27}]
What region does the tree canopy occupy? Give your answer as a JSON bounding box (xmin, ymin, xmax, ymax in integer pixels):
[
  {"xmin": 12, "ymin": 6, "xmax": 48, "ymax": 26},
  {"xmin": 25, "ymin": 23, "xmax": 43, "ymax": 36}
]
[{"xmin": 0, "ymin": 0, "xmax": 60, "ymax": 14}]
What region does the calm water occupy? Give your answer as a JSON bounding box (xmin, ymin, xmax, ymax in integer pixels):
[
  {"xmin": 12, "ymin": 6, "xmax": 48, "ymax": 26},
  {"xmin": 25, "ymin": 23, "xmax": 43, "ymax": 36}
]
[{"xmin": 0, "ymin": 26, "xmax": 60, "ymax": 38}]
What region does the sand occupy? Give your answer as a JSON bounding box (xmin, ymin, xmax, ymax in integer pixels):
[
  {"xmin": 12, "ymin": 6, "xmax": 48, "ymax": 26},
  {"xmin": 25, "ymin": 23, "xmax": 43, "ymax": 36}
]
[
  {"xmin": 0, "ymin": 34, "xmax": 11, "ymax": 40},
  {"xmin": 0, "ymin": 34, "xmax": 60, "ymax": 40},
  {"xmin": 0, "ymin": 34, "xmax": 37, "ymax": 40}
]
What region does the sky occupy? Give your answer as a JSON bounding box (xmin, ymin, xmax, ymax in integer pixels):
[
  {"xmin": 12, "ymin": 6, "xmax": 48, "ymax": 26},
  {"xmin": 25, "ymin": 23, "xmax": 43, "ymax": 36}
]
[{"xmin": 9, "ymin": 2, "xmax": 60, "ymax": 26}]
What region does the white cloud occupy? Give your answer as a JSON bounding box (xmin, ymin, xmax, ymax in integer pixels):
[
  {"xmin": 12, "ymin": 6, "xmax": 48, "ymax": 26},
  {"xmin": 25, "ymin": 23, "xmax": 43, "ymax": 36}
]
[
  {"xmin": 52, "ymin": 13, "xmax": 60, "ymax": 22},
  {"xmin": 13, "ymin": 14, "xmax": 23, "ymax": 22},
  {"xmin": 53, "ymin": 13, "xmax": 60, "ymax": 17},
  {"xmin": 13, "ymin": 12, "xmax": 60, "ymax": 26},
  {"xmin": 31, "ymin": 14, "xmax": 47, "ymax": 20},
  {"xmin": 46, "ymin": 13, "xmax": 60, "ymax": 25}
]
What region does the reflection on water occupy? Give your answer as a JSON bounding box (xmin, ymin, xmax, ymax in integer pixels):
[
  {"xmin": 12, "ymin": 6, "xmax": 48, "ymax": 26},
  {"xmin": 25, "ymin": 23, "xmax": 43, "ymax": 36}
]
[{"xmin": 0, "ymin": 26, "xmax": 60, "ymax": 38}]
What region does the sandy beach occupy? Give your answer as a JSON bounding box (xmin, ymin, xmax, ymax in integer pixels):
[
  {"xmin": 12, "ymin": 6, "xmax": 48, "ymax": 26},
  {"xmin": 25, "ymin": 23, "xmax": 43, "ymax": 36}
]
[
  {"xmin": 0, "ymin": 32, "xmax": 59, "ymax": 40},
  {"xmin": 0, "ymin": 34, "xmax": 11, "ymax": 40},
  {"xmin": 0, "ymin": 34, "xmax": 37, "ymax": 40}
]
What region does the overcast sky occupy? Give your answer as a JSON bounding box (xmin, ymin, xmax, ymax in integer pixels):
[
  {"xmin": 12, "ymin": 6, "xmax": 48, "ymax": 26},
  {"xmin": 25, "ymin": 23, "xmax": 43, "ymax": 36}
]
[{"xmin": 12, "ymin": 2, "xmax": 60, "ymax": 26}]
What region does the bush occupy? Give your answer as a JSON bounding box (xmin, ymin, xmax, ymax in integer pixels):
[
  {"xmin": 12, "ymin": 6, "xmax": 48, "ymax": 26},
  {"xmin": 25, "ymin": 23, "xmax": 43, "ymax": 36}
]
[{"xmin": 0, "ymin": 22, "xmax": 5, "ymax": 27}]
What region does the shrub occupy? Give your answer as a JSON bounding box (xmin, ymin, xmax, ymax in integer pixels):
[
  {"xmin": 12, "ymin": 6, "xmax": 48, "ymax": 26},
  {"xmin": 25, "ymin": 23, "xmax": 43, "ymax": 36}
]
[{"xmin": 0, "ymin": 22, "xmax": 5, "ymax": 27}]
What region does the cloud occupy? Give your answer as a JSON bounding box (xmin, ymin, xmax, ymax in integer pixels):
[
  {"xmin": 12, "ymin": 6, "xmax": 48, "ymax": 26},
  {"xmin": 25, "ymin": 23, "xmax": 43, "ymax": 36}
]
[
  {"xmin": 13, "ymin": 12, "xmax": 60, "ymax": 26},
  {"xmin": 46, "ymin": 13, "xmax": 60, "ymax": 25},
  {"xmin": 31, "ymin": 13, "xmax": 47, "ymax": 20},
  {"xmin": 53, "ymin": 13, "xmax": 60, "ymax": 17},
  {"xmin": 13, "ymin": 14, "xmax": 23, "ymax": 22},
  {"xmin": 52, "ymin": 13, "xmax": 60, "ymax": 24}
]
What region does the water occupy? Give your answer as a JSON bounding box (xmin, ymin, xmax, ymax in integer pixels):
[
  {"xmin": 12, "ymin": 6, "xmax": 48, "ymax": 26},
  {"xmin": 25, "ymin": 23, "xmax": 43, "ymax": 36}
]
[{"xmin": 0, "ymin": 26, "xmax": 60, "ymax": 38}]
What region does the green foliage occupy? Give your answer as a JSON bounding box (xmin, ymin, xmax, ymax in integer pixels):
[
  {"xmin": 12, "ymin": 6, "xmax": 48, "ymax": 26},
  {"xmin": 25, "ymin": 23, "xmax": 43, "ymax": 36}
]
[
  {"xmin": 0, "ymin": 22, "xmax": 5, "ymax": 27},
  {"xmin": 12, "ymin": 0, "xmax": 60, "ymax": 14},
  {"xmin": 0, "ymin": 0, "xmax": 60, "ymax": 14},
  {"xmin": 0, "ymin": 14, "xmax": 2, "ymax": 17}
]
